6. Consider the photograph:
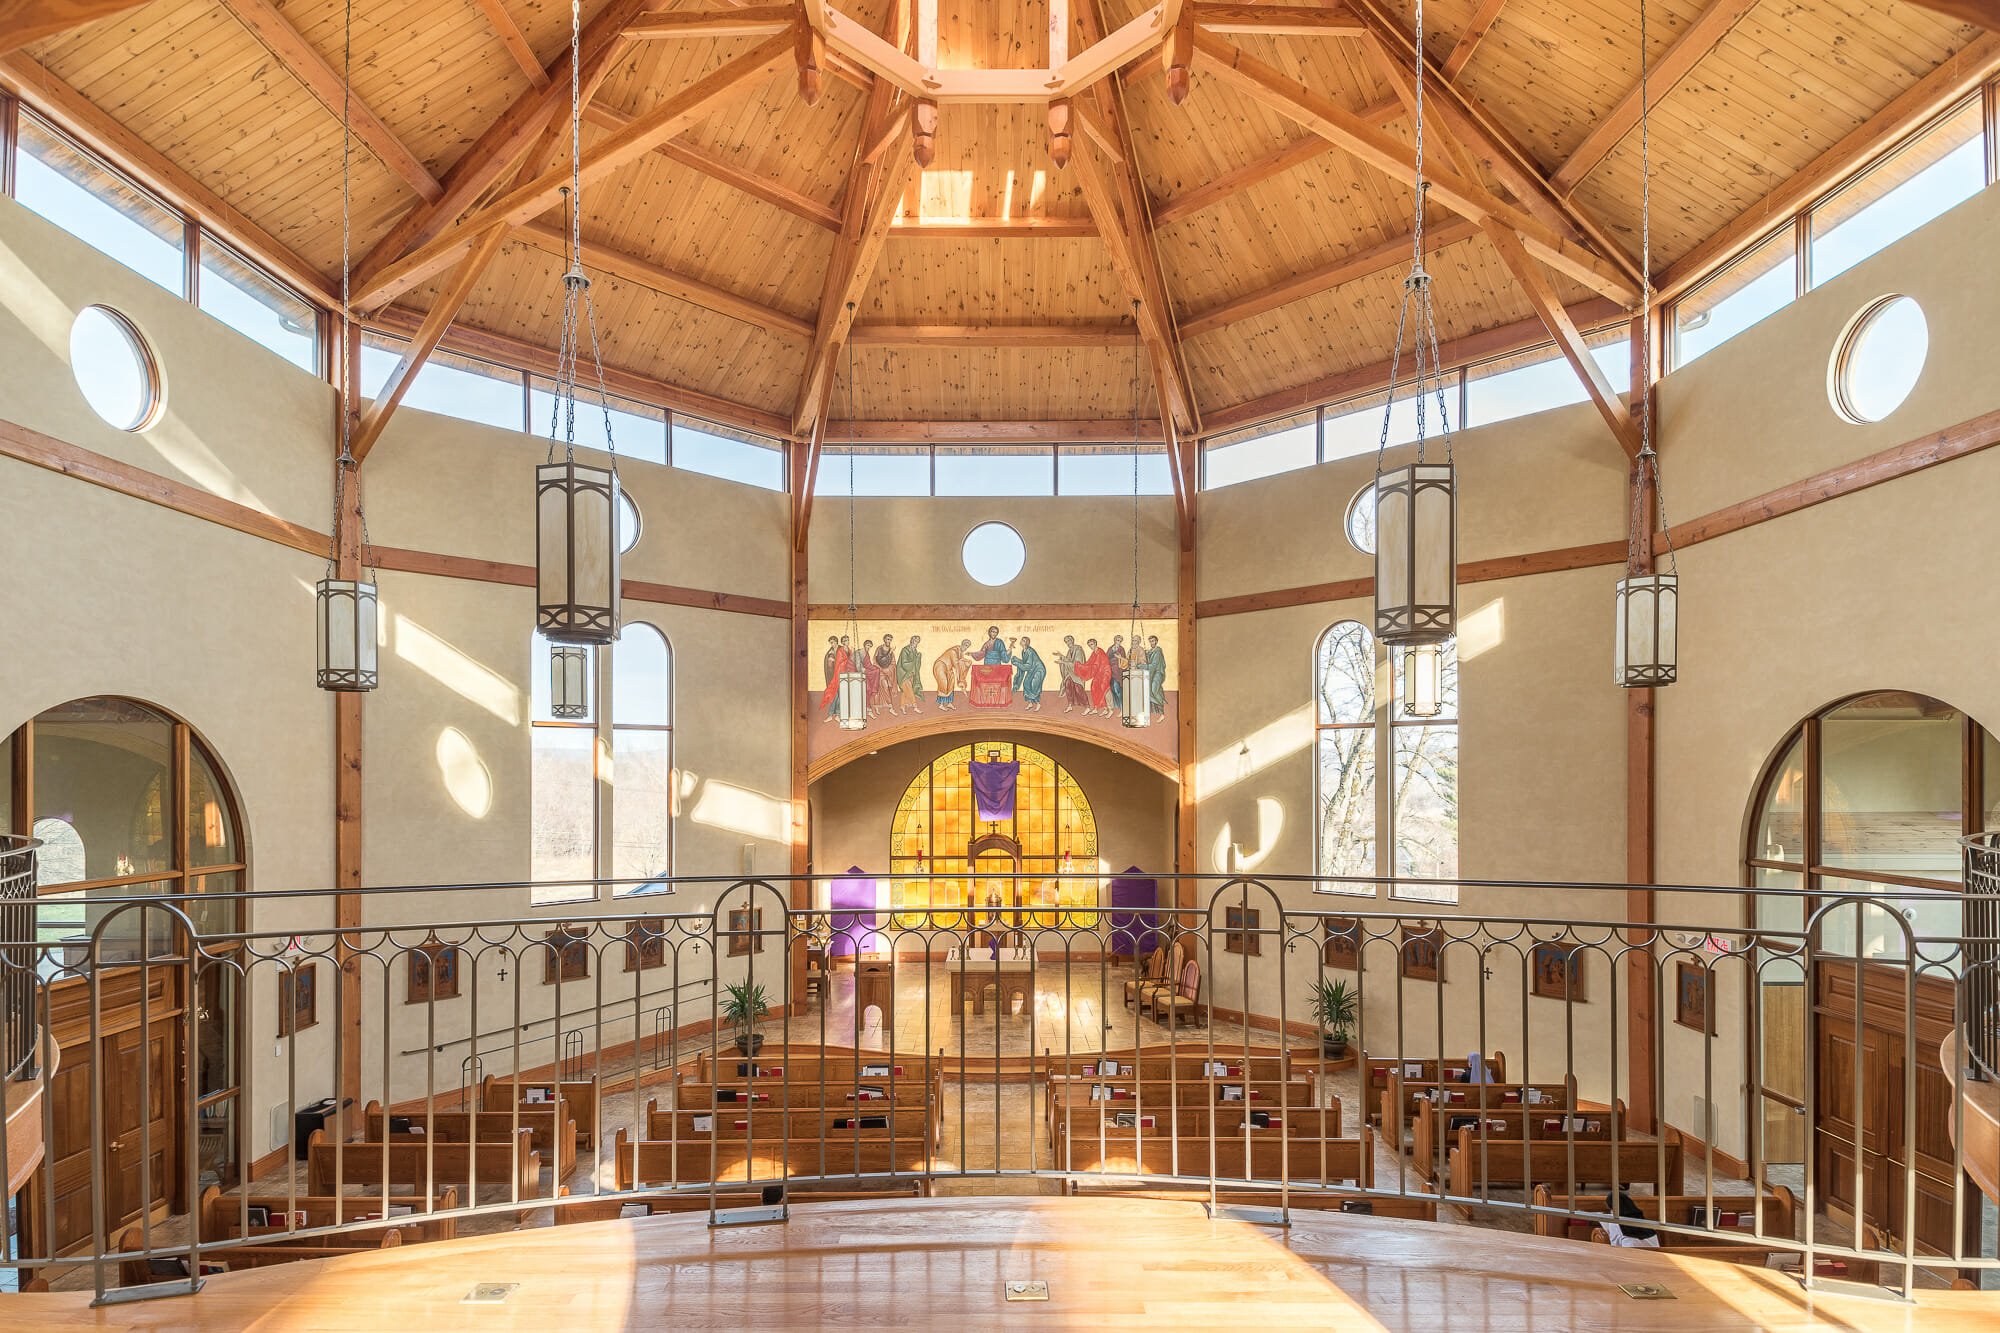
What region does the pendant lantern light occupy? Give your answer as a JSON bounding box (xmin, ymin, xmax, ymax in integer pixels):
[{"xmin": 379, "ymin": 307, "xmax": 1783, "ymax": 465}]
[
  {"xmin": 535, "ymin": 0, "xmax": 622, "ymax": 648},
  {"xmin": 1400, "ymin": 644, "xmax": 1445, "ymax": 719},
  {"xmin": 316, "ymin": 0, "xmax": 378, "ymax": 694},
  {"xmin": 1371, "ymin": 0, "xmax": 1457, "ymax": 658},
  {"xmin": 836, "ymin": 321, "xmax": 868, "ymax": 731},
  {"xmin": 1122, "ymin": 307, "xmax": 1154, "ymax": 730},
  {"xmin": 549, "ymin": 642, "xmax": 590, "ymax": 718},
  {"xmin": 1614, "ymin": 0, "xmax": 1680, "ymax": 689}
]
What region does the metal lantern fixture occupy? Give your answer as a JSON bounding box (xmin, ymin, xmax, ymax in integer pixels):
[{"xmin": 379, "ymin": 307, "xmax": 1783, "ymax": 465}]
[
  {"xmin": 1613, "ymin": 0, "xmax": 1680, "ymax": 690},
  {"xmin": 835, "ymin": 326, "xmax": 868, "ymax": 732},
  {"xmin": 1400, "ymin": 643, "xmax": 1444, "ymax": 719},
  {"xmin": 549, "ymin": 642, "xmax": 589, "ymax": 718},
  {"xmin": 1121, "ymin": 308, "xmax": 1154, "ymax": 730},
  {"xmin": 315, "ymin": 0, "xmax": 377, "ymax": 694},
  {"xmin": 534, "ymin": 2, "xmax": 622, "ymax": 648},
  {"xmin": 1370, "ymin": 0, "xmax": 1457, "ymax": 657}
]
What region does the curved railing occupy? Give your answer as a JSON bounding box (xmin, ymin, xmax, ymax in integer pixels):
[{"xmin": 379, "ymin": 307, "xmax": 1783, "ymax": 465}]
[
  {"xmin": 1963, "ymin": 832, "xmax": 1999, "ymax": 1083},
  {"xmin": 0, "ymin": 834, "xmax": 38, "ymax": 1086},
  {"xmin": 0, "ymin": 869, "xmax": 1992, "ymax": 1302}
]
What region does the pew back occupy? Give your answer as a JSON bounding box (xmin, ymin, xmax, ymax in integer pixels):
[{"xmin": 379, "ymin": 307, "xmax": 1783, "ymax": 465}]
[
  {"xmin": 305, "ymin": 1128, "xmax": 546, "ymax": 1197},
  {"xmin": 1447, "ymin": 1126, "xmax": 1682, "ymax": 1194}
]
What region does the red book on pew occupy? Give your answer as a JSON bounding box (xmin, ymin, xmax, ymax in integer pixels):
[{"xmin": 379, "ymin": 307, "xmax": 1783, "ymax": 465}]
[
  {"xmin": 1446, "ymin": 1091, "xmax": 1467, "ymax": 1104},
  {"xmin": 1502, "ymin": 1091, "xmax": 1521, "ymax": 1104}
]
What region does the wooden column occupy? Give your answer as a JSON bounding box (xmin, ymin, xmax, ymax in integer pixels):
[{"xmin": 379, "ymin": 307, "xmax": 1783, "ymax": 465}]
[
  {"xmin": 333, "ymin": 321, "xmax": 365, "ymax": 1131},
  {"xmin": 1175, "ymin": 427, "xmax": 1199, "ymax": 913},
  {"xmin": 788, "ymin": 439, "xmax": 813, "ymax": 1004},
  {"xmin": 1623, "ymin": 308, "xmax": 1659, "ymax": 1134}
]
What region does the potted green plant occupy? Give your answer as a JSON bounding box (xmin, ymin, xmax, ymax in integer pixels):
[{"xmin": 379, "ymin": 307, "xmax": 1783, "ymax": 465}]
[
  {"xmin": 1308, "ymin": 977, "xmax": 1356, "ymax": 1060},
  {"xmin": 722, "ymin": 980, "xmax": 771, "ymax": 1057}
]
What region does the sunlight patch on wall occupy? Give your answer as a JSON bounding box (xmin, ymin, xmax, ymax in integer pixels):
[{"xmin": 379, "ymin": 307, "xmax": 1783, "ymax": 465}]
[
  {"xmin": 1211, "ymin": 797, "xmax": 1286, "ymax": 873},
  {"xmin": 392, "ymin": 615, "xmax": 521, "ymax": 724},
  {"xmin": 435, "ymin": 726, "xmax": 493, "ymax": 818},
  {"xmin": 687, "ymin": 777, "xmax": 791, "ymax": 845},
  {"xmin": 1458, "ymin": 598, "xmax": 1505, "ymax": 662},
  {"xmin": 1192, "ymin": 703, "xmax": 1314, "ymax": 802}
]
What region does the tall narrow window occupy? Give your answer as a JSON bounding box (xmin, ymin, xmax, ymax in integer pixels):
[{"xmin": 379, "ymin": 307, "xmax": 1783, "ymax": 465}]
[
  {"xmin": 612, "ymin": 624, "xmax": 673, "ymax": 894},
  {"xmin": 530, "ymin": 635, "xmax": 598, "ymax": 904},
  {"xmin": 1313, "ymin": 622, "xmax": 1459, "ymax": 900}
]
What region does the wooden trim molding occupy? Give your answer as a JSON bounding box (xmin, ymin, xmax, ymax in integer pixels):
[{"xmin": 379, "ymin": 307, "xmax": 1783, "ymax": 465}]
[
  {"xmin": 1195, "ymin": 539, "xmax": 1626, "ymax": 619},
  {"xmin": 366, "ymin": 545, "xmax": 791, "ymax": 619}
]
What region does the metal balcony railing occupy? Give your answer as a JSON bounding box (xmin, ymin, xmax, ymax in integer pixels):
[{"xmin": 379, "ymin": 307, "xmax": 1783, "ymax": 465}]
[
  {"xmin": 0, "ymin": 870, "xmax": 1992, "ymax": 1304},
  {"xmin": 1963, "ymin": 833, "xmax": 2000, "ymax": 1083}
]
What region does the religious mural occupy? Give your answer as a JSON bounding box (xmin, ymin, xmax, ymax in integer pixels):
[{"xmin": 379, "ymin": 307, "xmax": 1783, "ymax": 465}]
[{"xmin": 805, "ymin": 617, "xmax": 1179, "ymax": 766}]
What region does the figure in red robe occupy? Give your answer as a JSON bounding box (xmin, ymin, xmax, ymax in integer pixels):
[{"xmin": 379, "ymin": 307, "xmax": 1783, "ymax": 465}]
[
  {"xmin": 820, "ymin": 637, "xmax": 854, "ymax": 718},
  {"xmin": 1079, "ymin": 639, "xmax": 1113, "ymax": 715}
]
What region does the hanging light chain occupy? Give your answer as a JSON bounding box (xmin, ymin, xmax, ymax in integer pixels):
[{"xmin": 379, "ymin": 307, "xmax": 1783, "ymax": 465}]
[
  {"xmin": 1635, "ymin": 0, "xmax": 1675, "ymax": 578},
  {"xmin": 844, "ymin": 307, "xmax": 860, "ymax": 648},
  {"xmin": 1128, "ymin": 302, "xmax": 1143, "ymax": 641},
  {"xmin": 545, "ymin": 0, "xmax": 619, "ymax": 473}
]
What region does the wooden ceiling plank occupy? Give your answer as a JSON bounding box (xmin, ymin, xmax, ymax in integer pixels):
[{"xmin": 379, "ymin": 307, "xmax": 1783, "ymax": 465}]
[
  {"xmin": 1179, "ymin": 216, "xmax": 1478, "ymax": 339},
  {"xmin": 1192, "ymin": 4, "xmax": 1365, "ymax": 37},
  {"xmin": 832, "ymin": 419, "xmax": 1166, "ymax": 442},
  {"xmin": 888, "ymin": 217, "xmax": 1094, "ymax": 236},
  {"xmin": 1482, "ymin": 223, "xmax": 1639, "ymax": 456},
  {"xmin": 1439, "ymin": 0, "xmax": 1508, "ymax": 81},
  {"xmin": 1550, "ymin": 0, "xmax": 1762, "ymax": 198},
  {"xmin": 627, "ymin": 7, "xmax": 800, "ymax": 39},
  {"xmin": 472, "ymin": 0, "xmax": 549, "ymax": 89},
  {"xmin": 850, "ymin": 322, "xmax": 1138, "ymax": 347},
  {"xmin": 1897, "ymin": 0, "xmax": 2000, "ymax": 29},
  {"xmin": 584, "ymin": 103, "xmax": 843, "ymax": 230},
  {"xmin": 352, "ymin": 0, "xmax": 656, "ymax": 295},
  {"xmin": 0, "ymin": 0, "xmax": 152, "ymax": 57},
  {"xmin": 516, "ymin": 221, "xmax": 814, "ymax": 338},
  {"xmin": 219, "ymin": 0, "xmax": 442, "ymax": 202},
  {"xmin": 1192, "ymin": 31, "xmax": 1637, "ymax": 303},
  {"xmin": 355, "ymin": 32, "xmax": 797, "ymax": 312},
  {"xmin": 1659, "ymin": 31, "xmax": 2000, "ymax": 299},
  {"xmin": 1150, "ymin": 96, "xmax": 1401, "ymax": 227},
  {"xmin": 0, "ymin": 53, "xmax": 336, "ymax": 302}
]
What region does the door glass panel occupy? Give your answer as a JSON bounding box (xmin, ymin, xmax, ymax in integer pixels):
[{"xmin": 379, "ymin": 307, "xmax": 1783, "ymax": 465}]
[
  {"xmin": 188, "ymin": 746, "xmax": 240, "ymax": 868},
  {"xmin": 1754, "ymin": 734, "xmax": 1807, "ymax": 865},
  {"xmin": 1818, "ymin": 695, "xmax": 1962, "ymax": 881}
]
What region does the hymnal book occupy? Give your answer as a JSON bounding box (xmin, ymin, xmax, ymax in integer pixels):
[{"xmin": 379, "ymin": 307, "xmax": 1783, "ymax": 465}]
[
  {"xmin": 1110, "ymin": 1112, "xmax": 1155, "ymax": 1129},
  {"xmin": 1248, "ymin": 1112, "xmax": 1273, "ymax": 1129},
  {"xmin": 1111, "ymin": 1089, "xmax": 1133, "ymax": 1100},
  {"xmin": 718, "ymin": 1090, "xmax": 742, "ymax": 1103},
  {"xmin": 1100, "ymin": 1060, "xmax": 1120, "ymax": 1075},
  {"xmin": 620, "ymin": 1203, "xmax": 652, "ymax": 1219},
  {"xmin": 1402, "ymin": 1064, "xmax": 1423, "ymax": 1078},
  {"xmin": 245, "ymin": 1206, "xmax": 270, "ymax": 1227},
  {"xmin": 1221, "ymin": 1085, "xmax": 1244, "ymax": 1102},
  {"xmin": 853, "ymin": 1086, "xmax": 887, "ymax": 1100},
  {"xmin": 1449, "ymin": 1117, "xmax": 1476, "ymax": 1135},
  {"xmin": 833, "ymin": 1116, "xmax": 888, "ymax": 1130},
  {"xmin": 733, "ymin": 1120, "xmax": 750, "ymax": 1129},
  {"xmin": 1204, "ymin": 1061, "xmax": 1228, "ymax": 1077},
  {"xmin": 1446, "ymin": 1068, "xmax": 1469, "ymax": 1083},
  {"xmin": 1340, "ymin": 1200, "xmax": 1374, "ymax": 1215},
  {"xmin": 692, "ymin": 1114, "xmax": 715, "ymax": 1131},
  {"xmin": 1542, "ymin": 1118, "xmax": 1563, "ymax": 1133},
  {"xmin": 1502, "ymin": 1091, "xmax": 1522, "ymax": 1104},
  {"xmin": 387, "ymin": 1205, "xmax": 414, "ymax": 1218},
  {"xmin": 860, "ymin": 1064, "xmax": 894, "ymax": 1077},
  {"xmin": 1445, "ymin": 1091, "xmax": 1467, "ymax": 1104},
  {"xmin": 1525, "ymin": 1089, "xmax": 1544, "ymax": 1105},
  {"xmin": 524, "ymin": 1088, "xmax": 550, "ymax": 1104},
  {"xmin": 1080, "ymin": 1063, "xmax": 1097, "ymax": 1076}
]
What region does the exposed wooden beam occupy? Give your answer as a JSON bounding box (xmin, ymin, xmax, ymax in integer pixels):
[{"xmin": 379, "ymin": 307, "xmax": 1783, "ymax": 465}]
[
  {"xmin": 1483, "ymin": 223, "xmax": 1640, "ymax": 456},
  {"xmin": 352, "ymin": 0, "xmax": 654, "ymax": 295},
  {"xmin": 1659, "ymin": 32, "xmax": 2000, "ymax": 299},
  {"xmin": 1897, "ymin": 0, "xmax": 2000, "ymax": 30},
  {"xmin": 355, "ymin": 32, "xmax": 796, "ymax": 312},
  {"xmin": 849, "ymin": 322, "xmax": 1138, "ymax": 348},
  {"xmin": 1193, "ymin": 32, "xmax": 1638, "ymax": 303},
  {"xmin": 888, "ymin": 216, "xmax": 1095, "ymax": 237},
  {"xmin": 827, "ymin": 419, "xmax": 1165, "ymax": 442},
  {"xmin": 1439, "ymin": 0, "xmax": 1507, "ymax": 81},
  {"xmin": 365, "ymin": 544, "xmax": 794, "ymax": 617},
  {"xmin": 793, "ymin": 370, "xmax": 836, "ymax": 551},
  {"xmin": 0, "ymin": 54, "xmax": 335, "ymax": 302},
  {"xmin": 1550, "ymin": 0, "xmax": 1760, "ymax": 198},
  {"xmin": 472, "ymin": 0, "xmax": 549, "ymax": 89},
  {"xmin": 367, "ymin": 304, "xmax": 793, "ymax": 436},
  {"xmin": 1200, "ymin": 296, "xmax": 1623, "ymax": 434},
  {"xmin": 584, "ymin": 104, "xmax": 843, "ymax": 230},
  {"xmin": 0, "ymin": 0, "xmax": 151, "ymax": 56},
  {"xmin": 1179, "ymin": 216, "xmax": 1478, "ymax": 339},
  {"xmin": 1191, "ymin": 3, "xmax": 1364, "ymax": 36},
  {"xmin": 627, "ymin": 6, "xmax": 799, "ymax": 38},
  {"xmin": 1192, "ymin": 537, "xmax": 1627, "ymax": 617},
  {"xmin": 515, "ymin": 221, "xmax": 815, "ymax": 338},
  {"xmin": 1347, "ymin": 0, "xmax": 1644, "ymax": 292},
  {"xmin": 1150, "ymin": 97, "xmax": 1402, "ymax": 227},
  {"xmin": 350, "ymin": 229, "xmax": 508, "ymax": 460},
  {"xmin": 219, "ymin": 0, "xmax": 441, "ymax": 202}
]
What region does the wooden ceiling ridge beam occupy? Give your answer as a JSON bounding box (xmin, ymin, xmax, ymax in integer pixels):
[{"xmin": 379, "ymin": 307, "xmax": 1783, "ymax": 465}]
[
  {"xmin": 0, "ymin": 53, "xmax": 335, "ymax": 302},
  {"xmin": 352, "ymin": 0, "xmax": 657, "ymax": 294},
  {"xmin": 849, "ymin": 322, "xmax": 1140, "ymax": 347},
  {"xmin": 1192, "ymin": 30, "xmax": 1637, "ymax": 303},
  {"xmin": 1440, "ymin": 0, "xmax": 1508, "ymax": 81},
  {"xmin": 1346, "ymin": 0, "xmax": 1644, "ymax": 293},
  {"xmin": 627, "ymin": 6, "xmax": 801, "ymax": 38},
  {"xmin": 1550, "ymin": 0, "xmax": 1760, "ymax": 198},
  {"xmin": 1179, "ymin": 215, "xmax": 1479, "ymax": 339},
  {"xmin": 472, "ymin": 0, "xmax": 549, "ymax": 89},
  {"xmin": 888, "ymin": 216, "xmax": 1095, "ymax": 236},
  {"xmin": 353, "ymin": 31, "xmax": 797, "ymax": 312},
  {"xmin": 219, "ymin": 0, "xmax": 441, "ymax": 202},
  {"xmin": 1190, "ymin": 4, "xmax": 1366, "ymax": 37},
  {"xmin": 0, "ymin": 0, "xmax": 152, "ymax": 57},
  {"xmin": 582, "ymin": 102, "xmax": 843, "ymax": 230}
]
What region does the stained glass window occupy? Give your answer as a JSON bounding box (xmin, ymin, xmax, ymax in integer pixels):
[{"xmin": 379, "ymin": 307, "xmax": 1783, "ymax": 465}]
[{"xmin": 888, "ymin": 742, "xmax": 1100, "ymax": 931}]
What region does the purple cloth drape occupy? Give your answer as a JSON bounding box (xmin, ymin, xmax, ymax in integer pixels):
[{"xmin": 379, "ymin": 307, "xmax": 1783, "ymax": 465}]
[
  {"xmin": 828, "ymin": 867, "xmax": 880, "ymax": 956},
  {"xmin": 969, "ymin": 759, "xmax": 1020, "ymax": 822},
  {"xmin": 1106, "ymin": 868, "xmax": 1158, "ymax": 957}
]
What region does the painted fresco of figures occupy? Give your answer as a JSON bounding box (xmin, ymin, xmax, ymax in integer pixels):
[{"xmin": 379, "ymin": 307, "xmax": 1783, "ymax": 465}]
[
  {"xmin": 1107, "ymin": 635, "xmax": 1129, "ymax": 712},
  {"xmin": 933, "ymin": 638, "xmax": 968, "ymax": 710},
  {"xmin": 1012, "ymin": 636, "xmax": 1046, "ymax": 710},
  {"xmin": 1058, "ymin": 635, "xmax": 1088, "ymax": 713},
  {"xmin": 821, "ymin": 634, "xmax": 854, "ymax": 720},
  {"xmin": 859, "ymin": 639, "xmax": 881, "ymax": 718},
  {"xmin": 1079, "ymin": 638, "xmax": 1113, "ymax": 716},
  {"xmin": 874, "ymin": 635, "xmax": 899, "ymax": 715},
  {"xmin": 1146, "ymin": 635, "xmax": 1166, "ymax": 721},
  {"xmin": 896, "ymin": 635, "xmax": 925, "ymax": 713}
]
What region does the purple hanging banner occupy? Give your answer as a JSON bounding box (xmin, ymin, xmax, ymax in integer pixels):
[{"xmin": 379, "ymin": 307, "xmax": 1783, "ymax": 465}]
[{"xmin": 968, "ymin": 759, "xmax": 1019, "ymax": 822}]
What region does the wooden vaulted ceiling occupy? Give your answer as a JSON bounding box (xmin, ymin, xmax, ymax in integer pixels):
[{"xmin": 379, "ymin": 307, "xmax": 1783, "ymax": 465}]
[{"xmin": 2, "ymin": 0, "xmax": 1991, "ymax": 441}]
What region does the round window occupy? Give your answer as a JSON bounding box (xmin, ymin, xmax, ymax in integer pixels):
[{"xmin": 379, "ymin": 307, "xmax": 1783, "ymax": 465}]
[
  {"xmin": 70, "ymin": 305, "xmax": 162, "ymax": 431},
  {"xmin": 617, "ymin": 490, "xmax": 641, "ymax": 554},
  {"xmin": 961, "ymin": 522, "xmax": 1026, "ymax": 587},
  {"xmin": 1831, "ymin": 295, "xmax": 1926, "ymax": 424},
  {"xmin": 1344, "ymin": 483, "xmax": 1377, "ymax": 555}
]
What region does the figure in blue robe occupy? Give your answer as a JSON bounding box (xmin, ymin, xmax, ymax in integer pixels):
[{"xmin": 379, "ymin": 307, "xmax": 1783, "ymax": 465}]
[
  {"xmin": 1011, "ymin": 638, "xmax": 1047, "ymax": 710},
  {"xmin": 1145, "ymin": 637, "xmax": 1167, "ymax": 718},
  {"xmin": 980, "ymin": 625, "xmax": 1011, "ymax": 665}
]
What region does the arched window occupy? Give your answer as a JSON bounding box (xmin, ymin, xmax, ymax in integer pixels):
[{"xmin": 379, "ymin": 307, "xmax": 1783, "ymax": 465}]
[
  {"xmin": 888, "ymin": 742, "xmax": 1099, "ymax": 929},
  {"xmin": 1313, "ymin": 623, "xmax": 1459, "ymax": 900},
  {"xmin": 530, "ymin": 625, "xmax": 674, "ymax": 904}
]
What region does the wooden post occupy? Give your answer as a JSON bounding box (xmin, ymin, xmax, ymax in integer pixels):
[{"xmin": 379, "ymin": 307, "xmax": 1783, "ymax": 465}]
[
  {"xmin": 1175, "ymin": 426, "xmax": 1199, "ymax": 914},
  {"xmin": 1163, "ymin": 3, "xmax": 1196, "ymax": 104},
  {"xmin": 788, "ymin": 439, "xmax": 813, "ymax": 1006},
  {"xmin": 1047, "ymin": 0, "xmax": 1071, "ymax": 167},
  {"xmin": 913, "ymin": 0, "xmax": 938, "ymax": 166},
  {"xmin": 333, "ymin": 319, "xmax": 365, "ymax": 1134},
  {"xmin": 796, "ymin": 23, "xmax": 825, "ymax": 104},
  {"xmin": 1623, "ymin": 309, "xmax": 1659, "ymax": 1134}
]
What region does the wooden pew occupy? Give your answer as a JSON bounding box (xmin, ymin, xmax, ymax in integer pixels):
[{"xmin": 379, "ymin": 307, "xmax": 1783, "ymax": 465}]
[
  {"xmin": 481, "ymin": 1075, "xmax": 600, "ymax": 1147},
  {"xmin": 1386, "ymin": 1080, "xmax": 1576, "ymax": 1155},
  {"xmin": 118, "ymin": 1219, "xmax": 402, "ymax": 1287},
  {"xmin": 1043, "ymin": 1075, "xmax": 1320, "ymax": 1136},
  {"xmin": 363, "ymin": 1100, "xmax": 578, "ymax": 1176},
  {"xmin": 1045, "ymin": 1048, "xmax": 1304, "ymax": 1082},
  {"xmin": 1063, "ymin": 1180, "xmax": 1436, "ymax": 1221},
  {"xmin": 196, "ymin": 1184, "xmax": 459, "ymax": 1246},
  {"xmin": 1531, "ymin": 1185, "xmax": 1882, "ymax": 1284},
  {"xmin": 1046, "ymin": 1089, "xmax": 1341, "ymax": 1141},
  {"xmin": 1446, "ymin": 1124, "xmax": 1682, "ymax": 1195},
  {"xmin": 553, "ymin": 1179, "xmax": 926, "ymax": 1223},
  {"xmin": 305, "ymin": 1128, "xmax": 546, "ymax": 1197},
  {"xmin": 613, "ymin": 1125, "xmax": 932, "ymax": 1186},
  {"xmin": 674, "ymin": 1077, "xmax": 936, "ymax": 1112},
  {"xmin": 689, "ymin": 1047, "xmax": 926, "ymax": 1085},
  {"xmin": 1052, "ymin": 1122, "xmax": 1376, "ymax": 1187},
  {"xmin": 1362, "ymin": 1050, "xmax": 1511, "ymax": 1126},
  {"xmin": 1409, "ymin": 1096, "xmax": 1614, "ymax": 1180},
  {"xmin": 645, "ymin": 1100, "xmax": 940, "ymax": 1143}
]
